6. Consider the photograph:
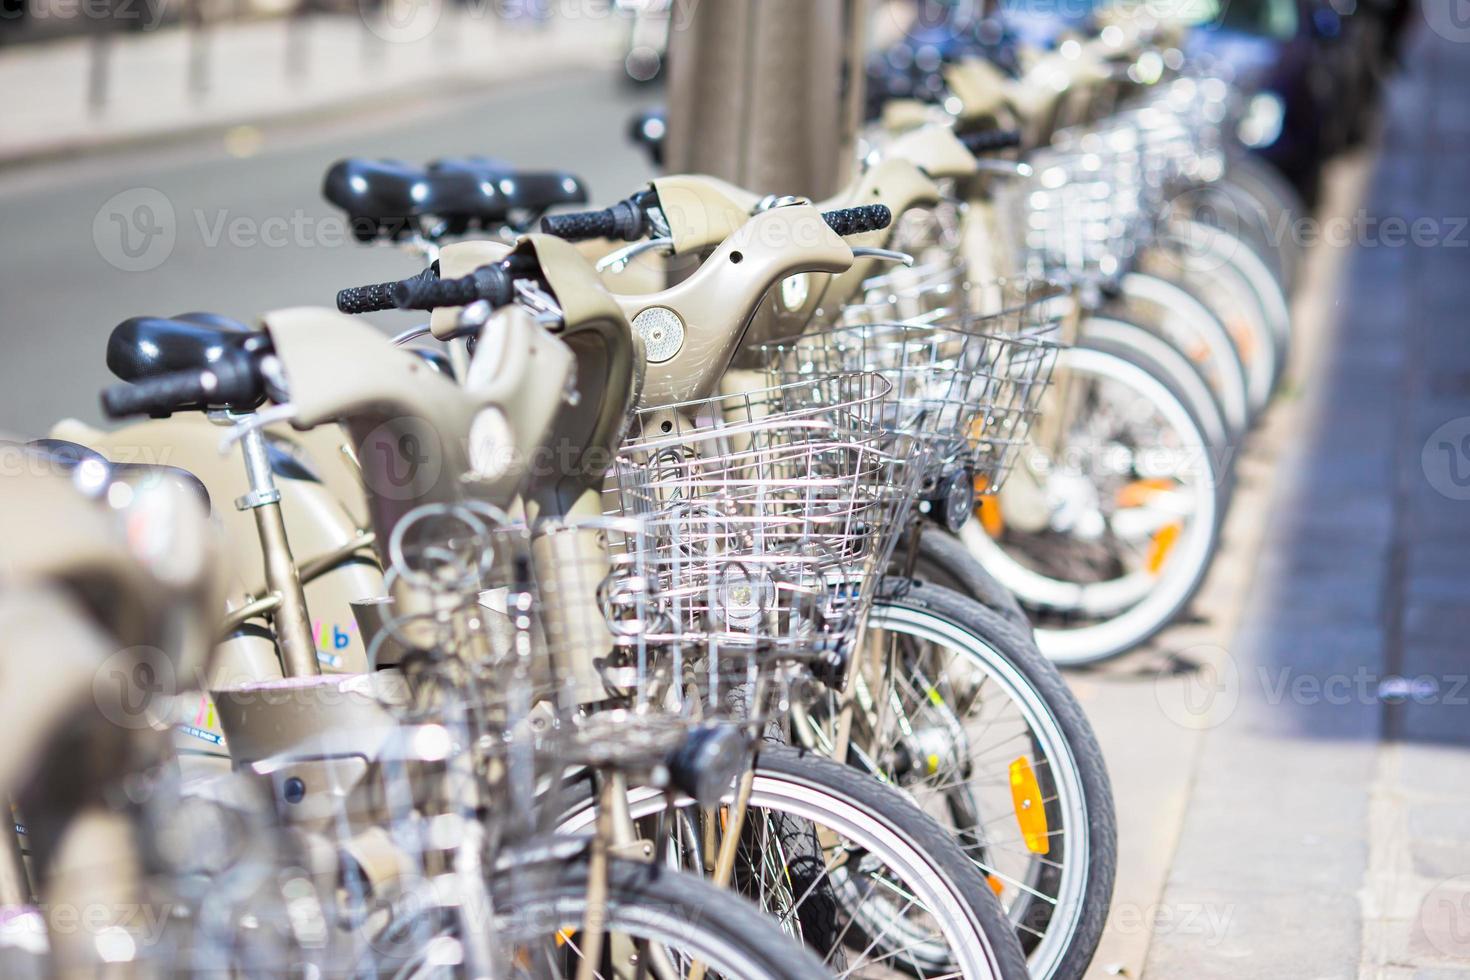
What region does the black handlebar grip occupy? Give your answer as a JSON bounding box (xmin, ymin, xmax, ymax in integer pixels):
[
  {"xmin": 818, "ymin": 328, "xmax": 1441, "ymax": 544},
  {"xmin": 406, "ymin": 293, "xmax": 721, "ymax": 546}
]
[
  {"xmin": 336, "ymin": 280, "xmax": 400, "ymax": 315},
  {"xmin": 540, "ymin": 208, "xmax": 619, "ymax": 241},
  {"xmin": 394, "ymin": 264, "xmax": 514, "ymax": 311},
  {"xmin": 540, "ymin": 197, "xmax": 647, "ymax": 242},
  {"xmin": 338, "ymin": 267, "xmax": 437, "ymax": 315},
  {"xmin": 101, "ymin": 369, "xmax": 214, "ymax": 419},
  {"xmin": 961, "ymin": 129, "xmax": 1025, "ymax": 154},
  {"xmin": 822, "ymin": 204, "xmax": 893, "ymax": 237}
]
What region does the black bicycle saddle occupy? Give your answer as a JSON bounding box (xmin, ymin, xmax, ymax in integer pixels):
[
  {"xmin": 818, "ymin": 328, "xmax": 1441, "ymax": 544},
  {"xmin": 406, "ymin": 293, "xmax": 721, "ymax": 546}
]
[
  {"xmin": 429, "ymin": 156, "xmax": 589, "ymax": 230},
  {"xmin": 323, "ymin": 158, "xmax": 510, "ymax": 241}
]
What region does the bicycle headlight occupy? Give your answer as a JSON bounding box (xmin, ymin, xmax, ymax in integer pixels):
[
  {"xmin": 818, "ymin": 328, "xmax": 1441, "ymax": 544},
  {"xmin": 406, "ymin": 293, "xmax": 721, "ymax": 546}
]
[{"xmin": 666, "ymin": 723, "xmax": 748, "ymax": 807}]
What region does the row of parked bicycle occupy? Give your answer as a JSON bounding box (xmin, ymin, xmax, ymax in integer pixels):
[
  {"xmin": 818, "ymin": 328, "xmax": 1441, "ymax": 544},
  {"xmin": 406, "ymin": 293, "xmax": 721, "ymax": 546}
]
[{"xmin": 3, "ymin": 13, "xmax": 1320, "ymax": 980}]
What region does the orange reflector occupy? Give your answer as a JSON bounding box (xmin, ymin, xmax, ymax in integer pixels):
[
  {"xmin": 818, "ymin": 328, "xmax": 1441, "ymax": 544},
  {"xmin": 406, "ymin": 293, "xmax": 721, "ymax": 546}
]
[
  {"xmin": 1227, "ymin": 320, "xmax": 1256, "ymax": 364},
  {"xmin": 976, "ymin": 494, "xmax": 1004, "ymax": 537},
  {"xmin": 987, "ymin": 875, "xmax": 1005, "ymax": 898},
  {"xmin": 1146, "ymin": 522, "xmax": 1183, "ymax": 576},
  {"xmin": 555, "ymin": 928, "xmax": 575, "ymax": 947},
  {"xmin": 1115, "ymin": 477, "xmax": 1176, "ymax": 509},
  {"xmin": 1008, "ymin": 757, "xmax": 1050, "ymax": 856}
]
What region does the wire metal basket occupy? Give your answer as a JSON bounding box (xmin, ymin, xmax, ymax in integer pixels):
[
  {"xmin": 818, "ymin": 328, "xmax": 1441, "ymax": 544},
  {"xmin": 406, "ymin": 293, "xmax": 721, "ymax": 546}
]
[
  {"xmin": 762, "ymin": 266, "xmax": 1065, "ymax": 497},
  {"xmin": 608, "ymin": 372, "xmax": 913, "ymax": 661},
  {"xmin": 1013, "ymin": 125, "xmax": 1162, "ymax": 287},
  {"xmin": 1013, "ymin": 74, "xmax": 1237, "ymax": 289}
]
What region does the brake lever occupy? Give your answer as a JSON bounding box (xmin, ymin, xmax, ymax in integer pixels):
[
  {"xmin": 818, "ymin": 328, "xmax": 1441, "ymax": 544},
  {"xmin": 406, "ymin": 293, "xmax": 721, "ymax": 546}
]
[
  {"xmin": 513, "ymin": 279, "xmax": 565, "ymax": 327},
  {"xmin": 973, "ymin": 159, "xmax": 1035, "ymax": 178},
  {"xmin": 851, "ymin": 247, "xmax": 916, "ymax": 267},
  {"xmin": 392, "ymin": 324, "xmax": 433, "ymax": 346},
  {"xmin": 595, "ymin": 237, "xmax": 675, "ymax": 274}
]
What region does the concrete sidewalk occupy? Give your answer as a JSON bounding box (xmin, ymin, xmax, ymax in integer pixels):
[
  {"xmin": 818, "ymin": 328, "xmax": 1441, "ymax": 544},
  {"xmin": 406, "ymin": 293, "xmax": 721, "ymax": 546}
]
[
  {"xmin": 0, "ymin": 7, "xmax": 623, "ymax": 163},
  {"xmin": 1077, "ymin": 8, "xmax": 1470, "ymax": 977}
]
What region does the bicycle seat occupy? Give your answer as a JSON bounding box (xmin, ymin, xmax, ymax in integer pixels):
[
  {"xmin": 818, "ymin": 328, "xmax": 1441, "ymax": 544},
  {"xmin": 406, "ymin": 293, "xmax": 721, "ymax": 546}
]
[
  {"xmin": 428, "ymin": 156, "xmax": 589, "ymax": 229},
  {"xmin": 323, "ymin": 158, "xmax": 507, "ymax": 241},
  {"xmin": 24, "ymin": 438, "xmax": 212, "ymax": 513},
  {"xmin": 106, "ymin": 313, "xmax": 268, "ymax": 386}
]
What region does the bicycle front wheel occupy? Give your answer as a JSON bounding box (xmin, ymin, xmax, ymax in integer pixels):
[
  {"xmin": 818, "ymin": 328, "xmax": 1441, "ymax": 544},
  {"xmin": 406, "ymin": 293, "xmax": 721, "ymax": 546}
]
[
  {"xmin": 964, "ymin": 338, "xmax": 1225, "ymax": 664},
  {"xmin": 557, "ymin": 747, "xmax": 1030, "ymax": 980},
  {"xmin": 828, "ymin": 582, "xmax": 1117, "ymax": 980},
  {"xmin": 379, "ymin": 856, "xmax": 835, "ymax": 980}
]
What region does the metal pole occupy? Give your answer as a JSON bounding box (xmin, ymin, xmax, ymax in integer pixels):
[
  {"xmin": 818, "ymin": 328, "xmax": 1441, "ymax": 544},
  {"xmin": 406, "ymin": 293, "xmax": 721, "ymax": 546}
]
[
  {"xmin": 186, "ymin": 0, "xmax": 209, "ymax": 99},
  {"xmin": 87, "ymin": 30, "xmax": 111, "ymax": 113},
  {"xmin": 664, "ymin": 0, "xmax": 870, "ymax": 201}
]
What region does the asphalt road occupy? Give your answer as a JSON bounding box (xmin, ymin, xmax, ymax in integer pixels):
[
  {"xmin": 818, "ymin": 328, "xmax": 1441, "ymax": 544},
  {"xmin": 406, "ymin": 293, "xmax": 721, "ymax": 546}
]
[{"xmin": 0, "ymin": 69, "xmax": 659, "ymax": 438}]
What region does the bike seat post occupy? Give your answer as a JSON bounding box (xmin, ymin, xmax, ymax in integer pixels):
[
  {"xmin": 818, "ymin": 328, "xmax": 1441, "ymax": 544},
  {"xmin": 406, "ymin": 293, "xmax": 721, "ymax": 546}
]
[{"xmin": 231, "ymin": 416, "xmax": 320, "ymax": 678}]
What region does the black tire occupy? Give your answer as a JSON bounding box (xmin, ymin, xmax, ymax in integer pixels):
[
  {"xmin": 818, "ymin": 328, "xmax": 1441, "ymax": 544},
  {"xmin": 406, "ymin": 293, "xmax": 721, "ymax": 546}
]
[
  {"xmin": 434, "ymin": 857, "xmax": 835, "ymax": 980},
  {"xmin": 907, "ymin": 527, "xmax": 1032, "ymax": 633},
  {"xmin": 558, "ymin": 747, "xmax": 1031, "ymax": 980},
  {"xmin": 869, "ymin": 582, "xmax": 1117, "ymax": 980},
  {"xmin": 753, "ymin": 746, "xmax": 1031, "ymax": 980}
]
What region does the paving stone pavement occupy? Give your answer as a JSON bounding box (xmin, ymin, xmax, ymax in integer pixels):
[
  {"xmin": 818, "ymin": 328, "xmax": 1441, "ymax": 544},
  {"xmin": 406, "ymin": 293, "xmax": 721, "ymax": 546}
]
[{"xmin": 1127, "ymin": 6, "xmax": 1470, "ymax": 977}]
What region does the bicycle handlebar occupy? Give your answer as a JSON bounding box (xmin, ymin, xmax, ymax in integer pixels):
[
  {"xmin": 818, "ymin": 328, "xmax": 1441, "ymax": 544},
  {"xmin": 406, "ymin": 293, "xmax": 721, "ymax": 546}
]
[
  {"xmin": 540, "ymin": 197, "xmax": 649, "ymax": 242},
  {"xmin": 337, "ymin": 267, "xmax": 437, "ymax": 315},
  {"xmin": 960, "ymin": 129, "xmax": 1025, "ymax": 154},
  {"xmin": 541, "ymin": 198, "xmax": 892, "ymax": 243},
  {"xmin": 393, "ymin": 263, "xmax": 516, "ymax": 311},
  {"xmin": 821, "ymin": 204, "xmax": 892, "ymax": 236},
  {"xmin": 101, "ymin": 369, "xmax": 220, "ymax": 419}
]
